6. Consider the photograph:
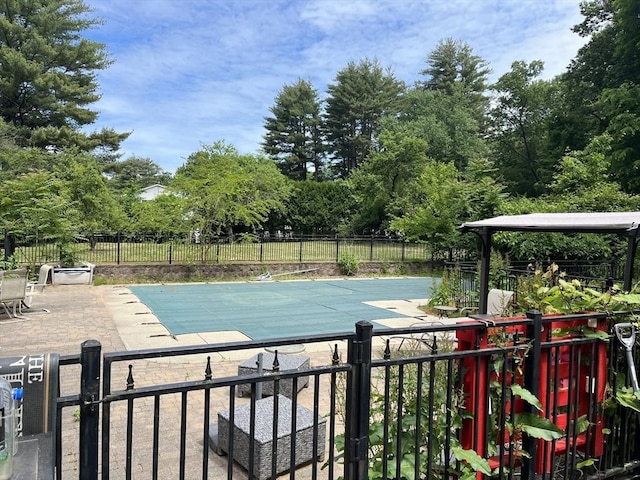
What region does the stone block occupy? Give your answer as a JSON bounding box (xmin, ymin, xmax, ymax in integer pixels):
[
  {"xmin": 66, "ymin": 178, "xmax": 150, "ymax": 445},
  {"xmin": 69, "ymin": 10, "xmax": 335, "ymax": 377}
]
[
  {"xmin": 217, "ymin": 395, "xmax": 326, "ymax": 480},
  {"xmin": 237, "ymin": 352, "xmax": 309, "ymax": 398}
]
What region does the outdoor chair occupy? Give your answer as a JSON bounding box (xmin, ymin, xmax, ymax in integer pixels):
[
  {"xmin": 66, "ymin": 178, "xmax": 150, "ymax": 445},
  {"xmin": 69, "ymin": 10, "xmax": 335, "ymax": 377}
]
[
  {"xmin": 23, "ymin": 265, "xmax": 52, "ymax": 311},
  {"xmin": 0, "ymin": 269, "xmax": 29, "ymax": 319},
  {"xmin": 460, "ymin": 288, "xmax": 515, "ymax": 317},
  {"xmin": 389, "ymin": 320, "xmax": 445, "ymax": 352}
]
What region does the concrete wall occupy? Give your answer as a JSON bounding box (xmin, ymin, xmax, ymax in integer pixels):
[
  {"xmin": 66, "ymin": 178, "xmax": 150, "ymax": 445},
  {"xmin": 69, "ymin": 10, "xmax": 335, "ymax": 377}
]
[{"xmin": 94, "ymin": 261, "xmax": 436, "ymax": 283}]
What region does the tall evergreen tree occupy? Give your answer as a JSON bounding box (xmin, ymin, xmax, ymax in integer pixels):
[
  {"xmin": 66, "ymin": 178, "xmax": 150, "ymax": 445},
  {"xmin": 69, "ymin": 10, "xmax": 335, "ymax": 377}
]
[
  {"xmin": 262, "ymin": 78, "xmax": 324, "ymax": 181},
  {"xmin": 420, "ymin": 38, "xmax": 491, "ymax": 127},
  {"xmin": 324, "ymin": 58, "xmax": 405, "ymax": 178},
  {"xmin": 0, "ymin": 0, "xmax": 128, "ymax": 152}
]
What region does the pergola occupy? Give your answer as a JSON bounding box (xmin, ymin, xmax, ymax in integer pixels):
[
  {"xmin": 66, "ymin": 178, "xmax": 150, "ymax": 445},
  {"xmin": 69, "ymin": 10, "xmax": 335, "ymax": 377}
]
[{"xmin": 459, "ymin": 212, "xmax": 640, "ymax": 314}]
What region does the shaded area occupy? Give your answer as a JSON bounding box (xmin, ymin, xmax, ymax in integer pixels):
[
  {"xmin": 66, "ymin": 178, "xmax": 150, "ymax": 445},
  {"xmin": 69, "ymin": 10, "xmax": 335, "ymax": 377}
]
[{"xmin": 130, "ymin": 277, "xmax": 436, "ymax": 339}]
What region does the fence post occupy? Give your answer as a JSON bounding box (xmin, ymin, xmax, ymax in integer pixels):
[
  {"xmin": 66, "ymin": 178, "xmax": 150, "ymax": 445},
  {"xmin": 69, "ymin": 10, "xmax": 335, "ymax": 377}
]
[
  {"xmin": 299, "ymin": 236, "xmax": 303, "ymax": 263},
  {"xmin": 336, "ymin": 236, "xmax": 340, "ymax": 263},
  {"xmin": 116, "ymin": 232, "xmax": 121, "ymax": 265},
  {"xmin": 344, "ymin": 321, "xmax": 372, "ymax": 480},
  {"xmin": 522, "ymin": 310, "xmax": 543, "ymax": 480},
  {"xmin": 79, "ymin": 339, "xmax": 101, "ymax": 480},
  {"xmin": 169, "ymin": 243, "xmax": 173, "ymax": 265}
]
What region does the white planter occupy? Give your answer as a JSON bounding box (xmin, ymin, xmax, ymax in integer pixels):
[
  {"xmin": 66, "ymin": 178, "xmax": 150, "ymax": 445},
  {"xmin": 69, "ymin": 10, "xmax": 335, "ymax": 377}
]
[{"xmin": 52, "ymin": 263, "xmax": 94, "ymax": 285}]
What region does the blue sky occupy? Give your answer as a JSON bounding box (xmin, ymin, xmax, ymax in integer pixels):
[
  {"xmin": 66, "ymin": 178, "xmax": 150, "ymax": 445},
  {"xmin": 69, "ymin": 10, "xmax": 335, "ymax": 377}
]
[{"xmin": 83, "ymin": 0, "xmax": 588, "ymax": 174}]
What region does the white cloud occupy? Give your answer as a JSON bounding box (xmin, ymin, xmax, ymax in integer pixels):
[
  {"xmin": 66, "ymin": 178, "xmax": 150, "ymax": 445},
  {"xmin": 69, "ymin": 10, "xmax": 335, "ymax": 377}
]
[{"xmin": 84, "ymin": 0, "xmax": 588, "ymax": 173}]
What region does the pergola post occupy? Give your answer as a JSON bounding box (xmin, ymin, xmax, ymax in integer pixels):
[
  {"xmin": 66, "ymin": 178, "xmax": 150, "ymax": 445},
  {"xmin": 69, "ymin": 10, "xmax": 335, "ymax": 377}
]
[
  {"xmin": 478, "ymin": 228, "xmax": 492, "ymax": 315},
  {"xmin": 623, "ymin": 228, "xmax": 640, "ymax": 292}
]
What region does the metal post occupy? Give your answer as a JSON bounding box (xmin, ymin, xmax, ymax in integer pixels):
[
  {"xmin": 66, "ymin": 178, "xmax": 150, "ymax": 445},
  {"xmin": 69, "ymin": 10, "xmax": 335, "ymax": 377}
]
[
  {"xmin": 116, "ymin": 232, "xmax": 121, "ymax": 265},
  {"xmin": 522, "ymin": 310, "xmax": 542, "ymax": 480},
  {"xmin": 255, "ymin": 353, "xmax": 263, "ymax": 400},
  {"xmin": 344, "ymin": 321, "xmax": 372, "ymax": 480},
  {"xmin": 336, "ymin": 236, "xmax": 340, "ymax": 263},
  {"xmin": 79, "ymin": 340, "xmax": 101, "ymax": 480},
  {"xmin": 623, "ymin": 231, "xmax": 638, "ymax": 292},
  {"xmin": 3, "ymin": 230, "xmax": 15, "ymax": 260},
  {"xmin": 478, "ymin": 228, "xmax": 492, "ymax": 314},
  {"xmin": 299, "ymin": 237, "xmax": 303, "ymax": 263}
]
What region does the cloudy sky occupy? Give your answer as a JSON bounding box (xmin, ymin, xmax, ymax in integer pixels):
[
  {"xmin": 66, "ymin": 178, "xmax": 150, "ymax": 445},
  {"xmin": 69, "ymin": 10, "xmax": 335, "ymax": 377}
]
[{"xmin": 83, "ymin": 0, "xmax": 588, "ymax": 173}]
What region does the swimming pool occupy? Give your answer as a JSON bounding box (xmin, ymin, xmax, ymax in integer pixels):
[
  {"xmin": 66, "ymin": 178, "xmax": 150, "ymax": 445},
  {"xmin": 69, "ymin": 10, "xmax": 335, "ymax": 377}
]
[{"xmin": 130, "ymin": 277, "xmax": 438, "ymax": 340}]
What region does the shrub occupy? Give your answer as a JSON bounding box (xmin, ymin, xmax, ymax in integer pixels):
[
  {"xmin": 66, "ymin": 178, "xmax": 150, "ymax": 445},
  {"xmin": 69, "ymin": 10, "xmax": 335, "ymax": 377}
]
[{"xmin": 338, "ymin": 252, "xmax": 359, "ymax": 276}]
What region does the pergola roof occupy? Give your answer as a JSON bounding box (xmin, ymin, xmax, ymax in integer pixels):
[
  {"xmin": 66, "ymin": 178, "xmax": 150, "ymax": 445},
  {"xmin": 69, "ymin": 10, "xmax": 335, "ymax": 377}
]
[
  {"xmin": 459, "ymin": 212, "xmax": 640, "ymax": 235},
  {"xmin": 458, "ymin": 212, "xmax": 640, "ymax": 314}
]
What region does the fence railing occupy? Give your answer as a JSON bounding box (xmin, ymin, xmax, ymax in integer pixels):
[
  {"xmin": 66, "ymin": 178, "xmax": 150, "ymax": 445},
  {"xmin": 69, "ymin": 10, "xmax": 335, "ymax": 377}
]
[
  {"xmin": 444, "ymin": 261, "xmax": 624, "ymax": 310},
  {"xmin": 3, "ymin": 233, "xmax": 471, "ymax": 266},
  {"xmin": 55, "ymin": 312, "xmax": 640, "ymax": 479}
]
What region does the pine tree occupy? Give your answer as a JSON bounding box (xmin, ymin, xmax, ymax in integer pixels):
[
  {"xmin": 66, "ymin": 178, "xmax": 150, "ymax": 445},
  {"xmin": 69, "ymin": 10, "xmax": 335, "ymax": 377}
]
[
  {"xmin": 0, "ymin": 0, "xmax": 128, "ymax": 152},
  {"xmin": 262, "ymin": 78, "xmax": 324, "ymax": 181},
  {"xmin": 324, "ymin": 58, "xmax": 405, "ymax": 178}
]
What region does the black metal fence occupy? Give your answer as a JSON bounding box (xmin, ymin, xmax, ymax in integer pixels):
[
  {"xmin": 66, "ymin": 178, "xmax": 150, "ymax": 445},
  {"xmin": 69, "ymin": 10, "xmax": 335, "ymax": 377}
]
[
  {"xmin": 55, "ymin": 312, "xmax": 640, "ymax": 480},
  {"xmin": 2, "ymin": 233, "xmax": 470, "ymax": 266},
  {"xmin": 444, "ymin": 261, "xmax": 625, "ymax": 310}
]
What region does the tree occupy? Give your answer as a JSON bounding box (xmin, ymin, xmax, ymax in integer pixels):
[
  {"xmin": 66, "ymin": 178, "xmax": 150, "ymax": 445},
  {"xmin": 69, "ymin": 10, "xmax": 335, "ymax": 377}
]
[
  {"xmin": 129, "ymin": 194, "xmax": 189, "ymax": 236},
  {"xmin": 171, "ymin": 141, "xmax": 291, "ymax": 238},
  {"xmin": 54, "ymin": 150, "xmax": 126, "ymax": 243},
  {"xmin": 0, "ymin": 171, "xmax": 73, "ymax": 243},
  {"xmin": 281, "ymin": 180, "xmax": 355, "ymax": 235},
  {"xmin": 324, "ymin": 58, "xmax": 405, "ymax": 178},
  {"xmin": 390, "ymin": 87, "xmax": 488, "ymax": 170},
  {"xmin": 262, "ymin": 78, "xmax": 324, "ymax": 181},
  {"xmin": 0, "ymin": 0, "xmax": 128, "ymax": 152},
  {"xmin": 349, "ymin": 131, "xmax": 429, "ymax": 233},
  {"xmin": 420, "ymin": 38, "xmax": 491, "ymax": 127},
  {"xmin": 489, "ymin": 61, "xmax": 557, "ymax": 196},
  {"xmin": 104, "ymin": 156, "xmax": 172, "ymax": 193},
  {"xmin": 389, "ymin": 160, "xmax": 468, "ymax": 250}
]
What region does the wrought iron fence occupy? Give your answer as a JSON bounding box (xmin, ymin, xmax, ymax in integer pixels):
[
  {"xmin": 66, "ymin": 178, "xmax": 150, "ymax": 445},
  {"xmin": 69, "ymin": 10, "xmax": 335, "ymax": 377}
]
[
  {"xmin": 55, "ymin": 312, "xmax": 640, "ymax": 480},
  {"xmin": 444, "ymin": 261, "xmax": 624, "ymax": 311},
  {"xmin": 2, "ymin": 233, "xmax": 471, "ymax": 266}
]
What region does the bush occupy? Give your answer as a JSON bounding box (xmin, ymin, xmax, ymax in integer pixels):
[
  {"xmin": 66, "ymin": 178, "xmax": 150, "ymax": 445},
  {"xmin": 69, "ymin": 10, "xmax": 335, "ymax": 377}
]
[{"xmin": 338, "ymin": 252, "xmax": 359, "ymax": 276}]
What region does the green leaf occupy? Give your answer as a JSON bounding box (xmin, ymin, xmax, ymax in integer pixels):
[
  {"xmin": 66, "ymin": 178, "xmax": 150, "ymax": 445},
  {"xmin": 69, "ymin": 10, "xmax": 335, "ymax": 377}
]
[
  {"xmin": 582, "ymin": 328, "xmax": 610, "ymax": 341},
  {"xmin": 576, "ymin": 458, "xmax": 596, "ymax": 469},
  {"xmin": 515, "ymin": 412, "xmax": 564, "ymax": 440},
  {"xmin": 451, "ymin": 445, "xmax": 492, "ymax": 475},
  {"xmin": 616, "ymin": 388, "xmax": 640, "ymax": 412},
  {"xmin": 613, "ymin": 294, "xmax": 640, "ymax": 305},
  {"xmin": 510, "ymin": 384, "xmax": 543, "ymax": 411}
]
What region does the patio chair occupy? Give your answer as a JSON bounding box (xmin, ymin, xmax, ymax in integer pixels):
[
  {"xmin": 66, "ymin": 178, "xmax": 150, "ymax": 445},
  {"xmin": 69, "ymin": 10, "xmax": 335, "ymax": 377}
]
[
  {"xmin": 460, "ymin": 288, "xmax": 515, "ymax": 317},
  {"xmin": 389, "ymin": 320, "xmax": 445, "ymax": 352},
  {"xmin": 486, "ymin": 288, "xmax": 515, "ymax": 316},
  {"xmin": 0, "ymin": 269, "xmax": 29, "ymax": 319},
  {"xmin": 23, "ymin": 265, "xmax": 52, "ymax": 311}
]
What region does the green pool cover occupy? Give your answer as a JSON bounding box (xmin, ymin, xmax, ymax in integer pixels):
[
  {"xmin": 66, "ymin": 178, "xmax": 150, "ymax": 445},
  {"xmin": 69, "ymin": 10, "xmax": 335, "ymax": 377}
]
[{"xmin": 130, "ymin": 277, "xmax": 437, "ymax": 340}]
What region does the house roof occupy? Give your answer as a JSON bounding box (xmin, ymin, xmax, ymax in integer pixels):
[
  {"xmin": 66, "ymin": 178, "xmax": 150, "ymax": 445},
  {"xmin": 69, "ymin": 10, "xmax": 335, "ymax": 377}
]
[{"xmin": 459, "ymin": 212, "xmax": 640, "ymax": 235}]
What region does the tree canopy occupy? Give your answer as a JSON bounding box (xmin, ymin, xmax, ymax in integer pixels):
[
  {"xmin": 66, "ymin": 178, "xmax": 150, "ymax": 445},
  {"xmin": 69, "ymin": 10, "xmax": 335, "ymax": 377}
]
[{"xmin": 0, "ymin": 0, "xmax": 128, "ymax": 152}]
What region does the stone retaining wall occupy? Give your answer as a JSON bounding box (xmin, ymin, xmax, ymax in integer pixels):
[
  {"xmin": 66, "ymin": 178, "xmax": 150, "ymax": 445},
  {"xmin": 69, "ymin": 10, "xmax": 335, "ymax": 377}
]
[{"xmin": 94, "ymin": 261, "xmax": 436, "ymax": 283}]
